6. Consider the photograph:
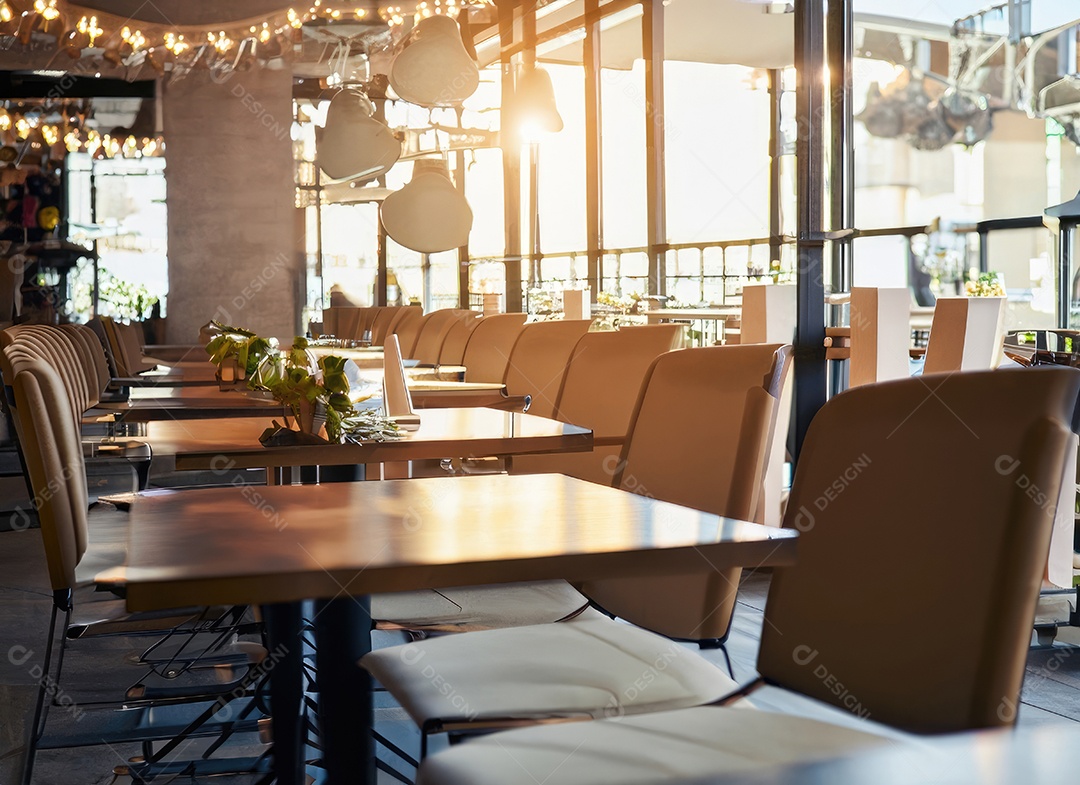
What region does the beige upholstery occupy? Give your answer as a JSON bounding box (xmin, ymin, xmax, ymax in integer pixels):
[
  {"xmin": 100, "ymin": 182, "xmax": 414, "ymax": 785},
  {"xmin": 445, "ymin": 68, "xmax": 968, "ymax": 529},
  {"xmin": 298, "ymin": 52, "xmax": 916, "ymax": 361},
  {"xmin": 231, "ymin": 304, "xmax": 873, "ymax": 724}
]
[
  {"xmin": 323, "ymin": 306, "xmax": 376, "ymax": 340},
  {"xmin": 760, "ymin": 367, "xmax": 1078, "ymax": 733},
  {"xmin": 502, "ymin": 319, "xmax": 593, "ymax": 419},
  {"xmin": 363, "ymin": 344, "xmax": 793, "ymax": 733},
  {"xmin": 10, "ymin": 356, "xmax": 90, "ymax": 591},
  {"xmin": 370, "ymin": 306, "xmax": 399, "ymax": 345},
  {"xmin": 922, "ymin": 296, "xmax": 1007, "ymax": 375},
  {"xmin": 60, "ymin": 323, "xmax": 111, "ymax": 399},
  {"xmin": 461, "ymin": 313, "xmax": 528, "ymax": 383},
  {"xmin": 512, "ymin": 325, "xmax": 682, "ymax": 484},
  {"xmin": 418, "ymin": 706, "xmax": 889, "ymax": 785},
  {"xmin": 437, "ymin": 311, "xmax": 484, "ymax": 366},
  {"xmin": 117, "ymin": 322, "xmax": 155, "ymax": 374},
  {"xmin": 412, "ymin": 309, "xmax": 480, "ymax": 364},
  {"xmin": 366, "ymin": 610, "xmax": 739, "ymax": 731},
  {"xmin": 393, "ymin": 308, "xmax": 429, "ymax": 358},
  {"xmin": 374, "ymin": 580, "xmax": 589, "ymax": 632},
  {"xmin": 380, "ymin": 305, "xmax": 423, "ymax": 346},
  {"xmin": 578, "ymin": 343, "xmax": 792, "ymax": 641},
  {"xmin": 413, "ymin": 367, "xmax": 1080, "ymax": 785}
]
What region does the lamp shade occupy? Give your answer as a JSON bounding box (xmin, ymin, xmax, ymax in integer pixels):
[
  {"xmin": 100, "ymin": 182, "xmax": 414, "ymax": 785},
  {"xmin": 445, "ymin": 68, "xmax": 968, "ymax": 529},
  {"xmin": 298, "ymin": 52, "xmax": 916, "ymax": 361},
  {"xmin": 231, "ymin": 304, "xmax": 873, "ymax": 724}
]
[
  {"xmin": 388, "ymin": 15, "xmax": 479, "ymax": 107},
  {"xmin": 380, "ymin": 158, "xmax": 473, "ymax": 253},
  {"xmin": 316, "ymin": 89, "xmax": 402, "ymax": 182},
  {"xmin": 512, "ymin": 65, "xmax": 564, "ymax": 137}
]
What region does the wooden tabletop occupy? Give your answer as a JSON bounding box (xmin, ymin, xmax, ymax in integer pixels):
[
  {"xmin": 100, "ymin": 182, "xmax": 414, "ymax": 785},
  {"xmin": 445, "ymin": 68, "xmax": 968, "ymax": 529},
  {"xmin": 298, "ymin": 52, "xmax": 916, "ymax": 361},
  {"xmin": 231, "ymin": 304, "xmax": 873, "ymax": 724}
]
[
  {"xmin": 148, "ymin": 407, "xmax": 591, "ymax": 470},
  {"xmin": 99, "ymin": 380, "xmax": 512, "ymax": 422},
  {"xmin": 119, "ymin": 473, "xmax": 798, "ymax": 611},
  {"xmin": 646, "ymin": 307, "xmax": 741, "ymax": 321}
]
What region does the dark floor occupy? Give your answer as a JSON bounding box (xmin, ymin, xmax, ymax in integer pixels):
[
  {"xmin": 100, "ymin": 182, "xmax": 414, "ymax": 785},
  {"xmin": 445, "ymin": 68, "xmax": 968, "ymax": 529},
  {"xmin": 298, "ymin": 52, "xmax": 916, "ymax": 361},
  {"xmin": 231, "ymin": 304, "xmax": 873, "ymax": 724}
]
[{"xmin": 2, "ymin": 520, "xmax": 1080, "ymax": 784}]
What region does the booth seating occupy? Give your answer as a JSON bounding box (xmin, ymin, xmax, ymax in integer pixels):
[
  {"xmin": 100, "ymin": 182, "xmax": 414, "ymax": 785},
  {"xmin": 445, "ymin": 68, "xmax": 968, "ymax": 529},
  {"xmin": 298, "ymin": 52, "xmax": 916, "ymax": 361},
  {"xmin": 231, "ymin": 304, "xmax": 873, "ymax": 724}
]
[{"xmin": 412, "ymin": 366, "xmax": 1080, "ymax": 785}]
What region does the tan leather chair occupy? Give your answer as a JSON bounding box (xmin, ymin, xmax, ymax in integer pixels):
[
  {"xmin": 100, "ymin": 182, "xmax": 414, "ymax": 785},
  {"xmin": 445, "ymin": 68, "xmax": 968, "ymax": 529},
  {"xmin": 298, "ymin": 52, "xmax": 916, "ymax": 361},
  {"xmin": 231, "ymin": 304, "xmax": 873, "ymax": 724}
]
[
  {"xmin": 412, "ymin": 309, "xmax": 480, "ymax": 365},
  {"xmin": 369, "ymin": 306, "xmax": 398, "ymax": 345},
  {"xmin": 923, "ymin": 296, "xmax": 1007, "ymax": 375},
  {"xmin": 511, "ymin": 324, "xmax": 682, "ymax": 484},
  {"xmin": 501, "ymin": 319, "xmax": 593, "ymax": 419},
  {"xmin": 437, "ymin": 310, "xmax": 484, "ymax": 366},
  {"xmin": 414, "ymin": 366, "xmax": 1080, "ymax": 785},
  {"xmin": 379, "ymin": 305, "xmax": 422, "ymax": 346},
  {"xmin": 363, "ymin": 344, "xmax": 794, "ymax": 751},
  {"xmin": 392, "ymin": 308, "xmax": 429, "ymax": 358},
  {"xmin": 323, "ymin": 306, "xmax": 374, "ymax": 340},
  {"xmin": 461, "ymin": 312, "xmax": 527, "ymax": 383}
]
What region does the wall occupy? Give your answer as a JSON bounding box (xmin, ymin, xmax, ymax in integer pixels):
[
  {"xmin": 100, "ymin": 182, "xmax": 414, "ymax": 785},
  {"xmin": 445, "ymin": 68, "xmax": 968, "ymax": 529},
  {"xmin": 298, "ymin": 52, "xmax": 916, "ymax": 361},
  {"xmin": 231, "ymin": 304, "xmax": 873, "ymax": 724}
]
[{"xmin": 162, "ymin": 67, "xmax": 301, "ymax": 343}]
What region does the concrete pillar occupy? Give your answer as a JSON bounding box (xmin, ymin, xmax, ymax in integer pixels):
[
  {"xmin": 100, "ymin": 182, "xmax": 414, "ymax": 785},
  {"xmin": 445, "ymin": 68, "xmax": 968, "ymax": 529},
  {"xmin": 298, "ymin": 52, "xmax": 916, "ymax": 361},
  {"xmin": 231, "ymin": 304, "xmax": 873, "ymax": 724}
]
[{"xmin": 162, "ymin": 67, "xmax": 300, "ymax": 343}]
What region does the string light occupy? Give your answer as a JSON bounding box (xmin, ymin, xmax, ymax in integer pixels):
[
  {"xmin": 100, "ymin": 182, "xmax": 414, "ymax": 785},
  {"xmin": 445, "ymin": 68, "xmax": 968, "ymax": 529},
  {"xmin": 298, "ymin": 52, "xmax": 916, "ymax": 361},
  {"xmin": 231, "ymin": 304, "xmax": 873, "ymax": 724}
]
[
  {"xmin": 14, "ymin": 117, "xmax": 30, "ymax": 139},
  {"xmin": 33, "ymin": 0, "xmax": 59, "ymax": 20},
  {"xmin": 64, "ymin": 129, "xmax": 80, "ymax": 152},
  {"xmin": 163, "ymin": 32, "xmax": 189, "ymax": 55},
  {"xmin": 40, "ymin": 123, "xmax": 58, "ymax": 145},
  {"xmin": 0, "ymin": 1, "xmax": 12, "ymax": 23},
  {"xmin": 0, "ymin": 108, "xmax": 10, "ymax": 132},
  {"xmin": 76, "ymin": 15, "xmax": 103, "ymax": 45},
  {"xmin": 120, "ymin": 25, "xmax": 145, "ymax": 51}
]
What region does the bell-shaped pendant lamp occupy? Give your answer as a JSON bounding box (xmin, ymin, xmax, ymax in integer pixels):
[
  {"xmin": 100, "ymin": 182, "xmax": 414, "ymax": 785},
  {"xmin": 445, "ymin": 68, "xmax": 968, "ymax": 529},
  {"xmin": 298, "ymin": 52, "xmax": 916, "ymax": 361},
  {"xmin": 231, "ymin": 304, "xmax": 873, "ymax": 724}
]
[
  {"xmin": 512, "ymin": 65, "xmax": 564, "ymax": 139},
  {"xmin": 380, "ymin": 158, "xmax": 473, "ymax": 253},
  {"xmin": 388, "ymin": 15, "xmax": 479, "ymax": 107},
  {"xmin": 316, "ymin": 89, "xmax": 402, "ymax": 182}
]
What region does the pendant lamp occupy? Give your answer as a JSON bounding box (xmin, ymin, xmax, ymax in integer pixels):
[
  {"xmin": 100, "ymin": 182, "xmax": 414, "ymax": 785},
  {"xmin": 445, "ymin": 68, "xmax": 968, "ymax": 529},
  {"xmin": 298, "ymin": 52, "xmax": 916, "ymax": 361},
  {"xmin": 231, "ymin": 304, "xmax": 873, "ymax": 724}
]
[
  {"xmin": 380, "ymin": 158, "xmax": 473, "ymax": 253},
  {"xmin": 512, "ymin": 65, "xmax": 563, "ymax": 138},
  {"xmin": 316, "ymin": 88, "xmax": 402, "ymax": 182},
  {"xmin": 388, "ymin": 15, "xmax": 479, "ymax": 107}
]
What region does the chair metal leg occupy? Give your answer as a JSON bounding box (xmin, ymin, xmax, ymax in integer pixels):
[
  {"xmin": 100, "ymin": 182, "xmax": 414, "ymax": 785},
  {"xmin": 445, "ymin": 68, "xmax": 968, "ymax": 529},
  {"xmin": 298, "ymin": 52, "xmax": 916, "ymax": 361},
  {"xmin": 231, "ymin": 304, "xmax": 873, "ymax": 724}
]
[{"xmin": 23, "ymin": 591, "xmax": 72, "ymax": 785}]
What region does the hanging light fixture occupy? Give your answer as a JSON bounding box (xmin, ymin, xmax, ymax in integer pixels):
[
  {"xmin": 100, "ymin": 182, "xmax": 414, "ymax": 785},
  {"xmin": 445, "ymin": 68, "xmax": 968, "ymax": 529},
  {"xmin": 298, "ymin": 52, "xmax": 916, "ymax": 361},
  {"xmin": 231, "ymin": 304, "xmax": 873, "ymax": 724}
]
[
  {"xmin": 380, "ymin": 157, "xmax": 473, "ymax": 253},
  {"xmin": 388, "ymin": 14, "xmax": 479, "ymax": 107},
  {"xmin": 316, "ymin": 88, "xmax": 402, "ymax": 181},
  {"xmin": 512, "ymin": 65, "xmax": 563, "ymax": 139}
]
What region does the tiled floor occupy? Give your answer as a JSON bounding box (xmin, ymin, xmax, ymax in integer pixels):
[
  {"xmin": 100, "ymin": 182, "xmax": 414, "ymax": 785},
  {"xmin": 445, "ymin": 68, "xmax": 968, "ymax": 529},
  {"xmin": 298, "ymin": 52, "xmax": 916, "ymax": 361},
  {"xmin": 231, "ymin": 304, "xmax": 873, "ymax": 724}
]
[{"xmin": 3, "ymin": 521, "xmax": 1080, "ymax": 783}]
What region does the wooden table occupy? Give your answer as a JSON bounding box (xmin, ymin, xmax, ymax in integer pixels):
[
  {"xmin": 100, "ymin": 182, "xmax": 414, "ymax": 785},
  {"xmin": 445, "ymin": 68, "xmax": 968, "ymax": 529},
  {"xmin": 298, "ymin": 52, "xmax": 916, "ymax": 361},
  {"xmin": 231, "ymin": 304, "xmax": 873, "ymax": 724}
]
[
  {"xmin": 157, "ymin": 408, "xmax": 590, "ymax": 474},
  {"xmin": 100, "ymin": 380, "xmax": 514, "ymax": 422},
  {"xmin": 118, "ymin": 474, "xmax": 799, "ymax": 785},
  {"xmin": 110, "ymin": 361, "xmax": 221, "ymax": 389}
]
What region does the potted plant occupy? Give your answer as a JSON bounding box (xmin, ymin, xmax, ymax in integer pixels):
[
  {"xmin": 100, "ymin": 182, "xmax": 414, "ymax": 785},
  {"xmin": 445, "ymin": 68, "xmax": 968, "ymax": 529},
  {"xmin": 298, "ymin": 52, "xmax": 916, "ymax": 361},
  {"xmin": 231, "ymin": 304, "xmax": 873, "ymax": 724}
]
[
  {"xmin": 250, "ymin": 336, "xmax": 401, "ymax": 444},
  {"xmin": 204, "ymin": 322, "xmax": 278, "ymax": 390}
]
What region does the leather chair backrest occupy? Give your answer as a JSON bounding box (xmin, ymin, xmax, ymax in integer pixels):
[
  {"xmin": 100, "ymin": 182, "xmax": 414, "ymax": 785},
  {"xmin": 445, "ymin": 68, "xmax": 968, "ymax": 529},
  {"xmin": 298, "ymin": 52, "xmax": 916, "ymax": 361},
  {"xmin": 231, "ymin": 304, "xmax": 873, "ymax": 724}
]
[
  {"xmin": 116, "ymin": 321, "xmax": 154, "ymax": 374},
  {"xmin": 461, "ymin": 313, "xmax": 527, "ymax": 383},
  {"xmin": 392, "ymin": 309, "xmax": 430, "ymax": 359},
  {"xmin": 412, "ymin": 309, "xmax": 480, "ymax": 365},
  {"xmin": 8, "ymin": 354, "xmax": 89, "ymax": 592},
  {"xmin": 577, "ymin": 343, "xmax": 792, "ymax": 642},
  {"xmin": 86, "ymin": 317, "xmax": 120, "ymax": 378},
  {"xmin": 60, "ymin": 323, "xmax": 111, "ymax": 401},
  {"xmin": 370, "ymin": 307, "xmax": 400, "ymax": 346},
  {"xmin": 502, "ymin": 319, "xmax": 593, "ymax": 419},
  {"xmin": 2, "ymin": 325, "xmax": 95, "ymax": 417},
  {"xmin": 758, "ymin": 366, "xmax": 1080, "ymax": 733},
  {"xmin": 438, "ymin": 311, "xmax": 484, "ymax": 366},
  {"xmin": 323, "ymin": 306, "xmax": 376, "ymax": 340},
  {"xmin": 511, "ymin": 324, "xmax": 682, "ymax": 484}
]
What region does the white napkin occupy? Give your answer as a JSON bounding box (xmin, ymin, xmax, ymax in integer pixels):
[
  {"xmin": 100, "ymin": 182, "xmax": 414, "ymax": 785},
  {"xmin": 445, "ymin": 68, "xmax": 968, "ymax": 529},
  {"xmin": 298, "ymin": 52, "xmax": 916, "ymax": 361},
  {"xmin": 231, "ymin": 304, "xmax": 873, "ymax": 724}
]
[{"xmin": 383, "ymin": 335, "xmax": 421, "ymax": 429}]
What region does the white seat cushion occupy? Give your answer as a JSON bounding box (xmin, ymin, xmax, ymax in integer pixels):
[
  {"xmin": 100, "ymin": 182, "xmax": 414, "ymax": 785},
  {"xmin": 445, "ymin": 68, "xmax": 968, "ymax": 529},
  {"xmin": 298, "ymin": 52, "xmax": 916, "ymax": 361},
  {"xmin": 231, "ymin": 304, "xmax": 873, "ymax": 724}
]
[
  {"xmin": 373, "ymin": 580, "xmax": 590, "ymax": 631},
  {"xmin": 361, "ymin": 611, "xmax": 737, "ymax": 728},
  {"xmin": 417, "ymin": 705, "xmax": 894, "ymax": 785}
]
